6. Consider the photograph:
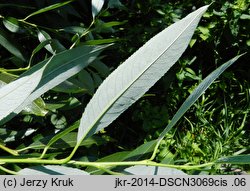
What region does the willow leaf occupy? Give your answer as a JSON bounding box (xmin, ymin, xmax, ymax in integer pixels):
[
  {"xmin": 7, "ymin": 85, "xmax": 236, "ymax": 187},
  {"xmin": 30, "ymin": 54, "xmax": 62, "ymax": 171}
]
[
  {"xmin": 157, "ymin": 54, "xmax": 243, "ymax": 142},
  {"xmin": 77, "ymin": 5, "xmax": 209, "ymax": 144},
  {"xmin": 0, "ymin": 45, "xmax": 108, "ymax": 124},
  {"xmin": 92, "ymin": 0, "xmax": 105, "ymax": 19},
  {"xmin": 0, "ymin": 28, "xmax": 26, "ymax": 61},
  {"xmin": 216, "ymin": 154, "xmax": 250, "ymax": 164},
  {"xmin": 0, "ymin": 56, "xmax": 53, "ymax": 121},
  {"xmin": 23, "ymin": 0, "xmax": 74, "ymax": 20}
]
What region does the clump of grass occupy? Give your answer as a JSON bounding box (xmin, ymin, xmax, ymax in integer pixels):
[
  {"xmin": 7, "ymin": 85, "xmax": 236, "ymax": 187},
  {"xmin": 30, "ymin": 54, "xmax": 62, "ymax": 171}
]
[{"xmin": 155, "ymin": 71, "xmax": 250, "ymax": 174}]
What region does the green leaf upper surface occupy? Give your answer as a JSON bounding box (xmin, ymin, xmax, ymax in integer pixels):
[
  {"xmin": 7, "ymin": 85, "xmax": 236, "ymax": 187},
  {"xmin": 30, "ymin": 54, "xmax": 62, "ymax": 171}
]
[
  {"xmin": 37, "ymin": 30, "xmax": 66, "ymax": 54},
  {"xmin": 216, "ymin": 155, "xmax": 250, "ymax": 164},
  {"xmin": 0, "ymin": 56, "xmax": 52, "ymax": 121},
  {"xmin": 0, "ymin": 74, "xmax": 48, "ymax": 117},
  {"xmin": 0, "ymin": 45, "xmax": 109, "ymax": 124},
  {"xmin": 86, "ymin": 151, "xmax": 130, "ymax": 174},
  {"xmin": 27, "ymin": 133, "xmax": 107, "ymax": 150},
  {"xmin": 22, "ymin": 98, "xmax": 48, "ymax": 116},
  {"xmin": 52, "ymin": 79, "xmax": 86, "ymax": 94},
  {"xmin": 0, "ymin": 28, "xmax": 26, "ymax": 61},
  {"xmin": 157, "ymin": 54, "xmax": 243, "ymax": 142},
  {"xmin": 3, "ymin": 17, "xmax": 25, "ymax": 33},
  {"xmin": 77, "ymin": 5, "xmax": 209, "ymax": 144},
  {"xmin": 86, "ymin": 140, "xmax": 156, "ymax": 174},
  {"xmin": 23, "ymin": 0, "xmax": 74, "ymax": 20}
]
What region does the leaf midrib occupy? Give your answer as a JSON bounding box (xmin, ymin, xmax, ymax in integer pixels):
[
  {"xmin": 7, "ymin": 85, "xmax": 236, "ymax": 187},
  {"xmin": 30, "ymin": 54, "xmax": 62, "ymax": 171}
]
[{"xmin": 79, "ymin": 7, "xmax": 205, "ymax": 141}]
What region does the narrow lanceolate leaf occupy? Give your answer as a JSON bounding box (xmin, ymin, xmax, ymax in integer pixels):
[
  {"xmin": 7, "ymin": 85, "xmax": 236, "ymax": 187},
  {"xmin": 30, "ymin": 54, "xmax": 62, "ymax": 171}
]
[
  {"xmin": 0, "ymin": 56, "xmax": 53, "ymax": 121},
  {"xmin": 157, "ymin": 54, "xmax": 243, "ymax": 142},
  {"xmin": 23, "ymin": 0, "xmax": 74, "ymax": 20},
  {"xmin": 27, "ymin": 133, "xmax": 107, "ymax": 150},
  {"xmin": 3, "ymin": 17, "xmax": 25, "ymax": 33},
  {"xmin": 216, "ymin": 155, "xmax": 250, "ymax": 164},
  {"xmin": 0, "ymin": 74, "xmax": 48, "ymax": 117},
  {"xmin": 0, "ymin": 45, "xmax": 109, "ymax": 124},
  {"xmin": 0, "ymin": 28, "xmax": 26, "ymax": 61},
  {"xmin": 92, "ymin": 0, "xmax": 105, "ymax": 19},
  {"xmin": 77, "ymin": 5, "xmax": 209, "ymax": 144},
  {"xmin": 37, "ymin": 30, "xmax": 66, "ymax": 53}
]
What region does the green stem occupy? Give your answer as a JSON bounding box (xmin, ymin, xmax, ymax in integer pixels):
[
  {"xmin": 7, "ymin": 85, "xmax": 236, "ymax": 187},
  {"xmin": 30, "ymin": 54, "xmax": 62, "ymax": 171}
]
[
  {"xmin": 149, "ymin": 140, "xmax": 161, "ymax": 161},
  {"xmin": 69, "ymin": 20, "xmax": 95, "ymax": 49},
  {"xmin": 0, "ymin": 70, "xmax": 17, "ymax": 77},
  {"xmin": 39, "ymin": 147, "xmax": 49, "ymax": 159},
  {"xmin": 0, "ymin": 155, "xmax": 214, "ymax": 171},
  {"xmin": 19, "ymin": 19, "xmax": 60, "ymax": 33},
  {"xmin": 69, "ymin": 160, "xmax": 214, "ymax": 171},
  {"xmin": 0, "ymin": 144, "xmax": 19, "ymax": 156},
  {"xmin": 39, "ymin": 121, "xmax": 80, "ymax": 159},
  {"xmin": 19, "ymin": 20, "xmax": 38, "ymax": 28},
  {"xmin": 0, "ymin": 165, "xmax": 18, "ymax": 175},
  {"xmin": 59, "ymin": 142, "xmax": 81, "ymax": 163},
  {"xmin": 0, "ymin": 158, "xmax": 64, "ymax": 164},
  {"xmin": 0, "ymin": 66, "xmax": 30, "ymax": 73}
]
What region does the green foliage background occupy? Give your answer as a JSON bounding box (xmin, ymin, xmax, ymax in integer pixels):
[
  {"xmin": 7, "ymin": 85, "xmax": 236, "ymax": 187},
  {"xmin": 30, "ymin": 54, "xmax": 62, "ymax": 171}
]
[{"xmin": 0, "ymin": 0, "xmax": 249, "ymax": 174}]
